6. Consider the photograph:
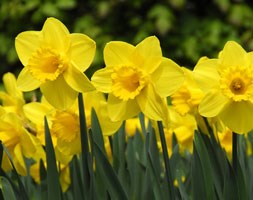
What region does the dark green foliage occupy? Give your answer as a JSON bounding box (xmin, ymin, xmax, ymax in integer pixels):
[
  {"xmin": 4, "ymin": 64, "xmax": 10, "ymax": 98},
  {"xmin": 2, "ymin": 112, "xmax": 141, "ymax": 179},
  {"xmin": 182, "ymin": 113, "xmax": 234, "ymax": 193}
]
[{"xmin": 2, "ymin": 0, "xmax": 253, "ymax": 79}]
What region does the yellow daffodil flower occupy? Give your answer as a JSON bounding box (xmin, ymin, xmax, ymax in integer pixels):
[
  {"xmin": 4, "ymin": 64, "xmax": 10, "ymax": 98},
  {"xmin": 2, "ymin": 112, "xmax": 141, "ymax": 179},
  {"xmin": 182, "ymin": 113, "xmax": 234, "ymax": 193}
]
[
  {"xmin": 194, "ymin": 41, "xmax": 253, "ymax": 134},
  {"xmin": 15, "ymin": 17, "xmax": 96, "ymax": 110},
  {"xmin": 0, "ymin": 72, "xmax": 25, "ymax": 116},
  {"xmin": 0, "ymin": 111, "xmax": 41, "ymax": 176},
  {"xmin": 171, "ymin": 66, "xmax": 204, "ymax": 116},
  {"xmin": 91, "ymin": 36, "xmax": 184, "ymax": 122}
]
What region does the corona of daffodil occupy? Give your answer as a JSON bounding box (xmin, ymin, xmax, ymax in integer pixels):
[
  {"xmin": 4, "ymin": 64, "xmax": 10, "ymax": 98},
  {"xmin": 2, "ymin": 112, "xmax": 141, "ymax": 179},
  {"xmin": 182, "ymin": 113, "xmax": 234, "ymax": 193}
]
[
  {"xmin": 91, "ymin": 36, "xmax": 184, "ymax": 121},
  {"xmin": 15, "ymin": 17, "xmax": 96, "ymax": 110},
  {"xmin": 194, "ymin": 41, "xmax": 253, "ymax": 134}
]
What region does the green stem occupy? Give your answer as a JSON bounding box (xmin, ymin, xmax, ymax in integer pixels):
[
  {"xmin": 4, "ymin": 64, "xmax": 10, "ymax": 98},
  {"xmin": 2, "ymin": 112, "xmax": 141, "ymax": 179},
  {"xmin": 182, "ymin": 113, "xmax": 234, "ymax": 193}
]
[
  {"xmin": 232, "ymin": 132, "xmax": 238, "ymax": 172},
  {"xmin": 157, "ymin": 121, "xmax": 175, "ymax": 199}
]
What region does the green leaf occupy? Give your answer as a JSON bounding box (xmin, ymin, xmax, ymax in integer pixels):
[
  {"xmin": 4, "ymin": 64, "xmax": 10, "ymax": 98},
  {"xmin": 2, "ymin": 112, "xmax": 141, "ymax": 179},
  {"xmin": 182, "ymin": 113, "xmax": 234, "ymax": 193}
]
[
  {"xmin": 146, "ymin": 132, "xmax": 164, "ymax": 200},
  {"xmin": 0, "ymin": 176, "xmax": 16, "ymax": 200},
  {"xmin": 91, "ymin": 134, "xmax": 128, "ymax": 200},
  {"xmin": 78, "ymin": 93, "xmax": 91, "ymax": 199},
  {"xmin": 70, "ymin": 156, "xmax": 84, "ymax": 200},
  {"xmin": 44, "ymin": 117, "xmax": 62, "ymax": 200},
  {"xmin": 192, "ymin": 132, "xmax": 215, "ymax": 199},
  {"xmin": 91, "ymin": 108, "xmax": 106, "ymax": 155}
]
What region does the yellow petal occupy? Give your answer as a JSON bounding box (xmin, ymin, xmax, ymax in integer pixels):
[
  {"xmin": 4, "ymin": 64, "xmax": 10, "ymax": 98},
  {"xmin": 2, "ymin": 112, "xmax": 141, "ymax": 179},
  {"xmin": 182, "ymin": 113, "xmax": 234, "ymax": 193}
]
[
  {"xmin": 193, "ymin": 58, "xmax": 220, "ymax": 91},
  {"xmin": 42, "ymin": 17, "xmax": 70, "ymax": 51},
  {"xmin": 134, "ymin": 36, "xmax": 162, "ymax": 73},
  {"xmin": 91, "ymin": 68, "xmax": 113, "ymax": 93},
  {"xmin": 23, "ymin": 102, "xmax": 51, "ymax": 124},
  {"xmin": 136, "ymin": 84, "xmax": 168, "ymax": 121},
  {"xmin": 198, "ymin": 90, "xmax": 228, "ymax": 117},
  {"xmin": 107, "ymin": 94, "xmax": 140, "ymax": 121},
  {"xmin": 219, "ymin": 41, "xmax": 247, "ymax": 69},
  {"xmin": 15, "ymin": 31, "xmax": 41, "ymax": 66},
  {"xmin": 20, "ymin": 129, "xmax": 37, "ymax": 158},
  {"xmin": 63, "ymin": 64, "xmax": 95, "ymax": 93},
  {"xmin": 3, "ymin": 72, "xmax": 23, "ymax": 99},
  {"xmin": 17, "ymin": 67, "xmax": 41, "ymax": 91},
  {"xmin": 219, "ymin": 101, "xmax": 253, "ymax": 134},
  {"xmin": 153, "ymin": 58, "xmax": 185, "ymax": 97},
  {"xmin": 104, "ymin": 41, "xmax": 135, "ymax": 66},
  {"xmin": 40, "ymin": 75, "xmax": 78, "ymax": 110},
  {"xmin": 13, "ymin": 144, "xmax": 27, "ymax": 176},
  {"xmin": 69, "ymin": 33, "xmax": 96, "ymax": 71}
]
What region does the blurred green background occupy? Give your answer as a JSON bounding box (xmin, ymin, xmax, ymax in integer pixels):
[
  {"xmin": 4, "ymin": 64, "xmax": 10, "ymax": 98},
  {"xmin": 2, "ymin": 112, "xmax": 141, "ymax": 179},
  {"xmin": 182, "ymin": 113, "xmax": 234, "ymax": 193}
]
[{"xmin": 1, "ymin": 0, "xmax": 253, "ymax": 79}]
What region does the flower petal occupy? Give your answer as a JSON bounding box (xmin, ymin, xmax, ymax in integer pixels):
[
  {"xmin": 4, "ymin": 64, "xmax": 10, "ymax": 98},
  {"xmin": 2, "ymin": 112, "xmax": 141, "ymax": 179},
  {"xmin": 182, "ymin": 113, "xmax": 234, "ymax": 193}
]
[
  {"xmin": 136, "ymin": 84, "xmax": 168, "ymax": 121},
  {"xmin": 193, "ymin": 58, "xmax": 220, "ymax": 91},
  {"xmin": 42, "ymin": 17, "xmax": 70, "ymax": 51},
  {"xmin": 153, "ymin": 58, "xmax": 185, "ymax": 97},
  {"xmin": 63, "ymin": 64, "xmax": 95, "ymax": 93},
  {"xmin": 3, "ymin": 72, "xmax": 23, "ymax": 99},
  {"xmin": 219, "ymin": 41, "xmax": 247, "ymax": 69},
  {"xmin": 134, "ymin": 36, "xmax": 162, "ymax": 73},
  {"xmin": 17, "ymin": 67, "xmax": 41, "ymax": 91},
  {"xmin": 13, "ymin": 144, "xmax": 27, "ymax": 176},
  {"xmin": 23, "ymin": 102, "xmax": 51, "ymax": 124},
  {"xmin": 40, "ymin": 75, "xmax": 78, "ymax": 110},
  {"xmin": 104, "ymin": 41, "xmax": 135, "ymax": 66},
  {"xmin": 91, "ymin": 68, "xmax": 113, "ymax": 93},
  {"xmin": 69, "ymin": 33, "xmax": 96, "ymax": 71},
  {"xmin": 198, "ymin": 90, "xmax": 228, "ymax": 117},
  {"xmin": 107, "ymin": 94, "xmax": 140, "ymax": 121},
  {"xmin": 15, "ymin": 31, "xmax": 41, "ymax": 66},
  {"xmin": 219, "ymin": 101, "xmax": 253, "ymax": 134}
]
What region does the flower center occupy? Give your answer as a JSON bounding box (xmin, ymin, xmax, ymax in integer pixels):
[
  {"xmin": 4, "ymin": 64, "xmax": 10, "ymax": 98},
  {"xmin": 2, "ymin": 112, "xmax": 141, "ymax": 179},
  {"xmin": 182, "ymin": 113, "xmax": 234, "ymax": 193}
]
[
  {"xmin": 230, "ymin": 78, "xmax": 245, "ymax": 94},
  {"xmin": 220, "ymin": 66, "xmax": 253, "ymax": 101},
  {"xmin": 51, "ymin": 111, "xmax": 79, "ymax": 142},
  {"xmin": 111, "ymin": 66, "xmax": 148, "ymax": 101},
  {"xmin": 27, "ymin": 47, "xmax": 68, "ymax": 82}
]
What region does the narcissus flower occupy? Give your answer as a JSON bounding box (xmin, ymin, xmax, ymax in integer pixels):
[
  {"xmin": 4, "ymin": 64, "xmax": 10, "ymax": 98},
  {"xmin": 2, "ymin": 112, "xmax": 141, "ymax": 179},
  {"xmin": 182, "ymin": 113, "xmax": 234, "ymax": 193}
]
[
  {"xmin": 91, "ymin": 36, "xmax": 184, "ymax": 121},
  {"xmin": 171, "ymin": 66, "xmax": 204, "ymax": 116},
  {"xmin": 0, "ymin": 72, "xmax": 25, "ymax": 117},
  {"xmin": 0, "ymin": 111, "xmax": 41, "ymax": 176},
  {"xmin": 15, "ymin": 17, "xmax": 96, "ymax": 110},
  {"xmin": 194, "ymin": 41, "xmax": 253, "ymax": 134}
]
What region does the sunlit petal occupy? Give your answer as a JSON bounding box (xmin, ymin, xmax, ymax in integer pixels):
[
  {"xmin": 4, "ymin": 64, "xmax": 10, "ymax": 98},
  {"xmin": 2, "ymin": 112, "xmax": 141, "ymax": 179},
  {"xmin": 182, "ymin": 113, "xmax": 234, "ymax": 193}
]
[
  {"xmin": 134, "ymin": 36, "xmax": 162, "ymax": 73},
  {"xmin": 107, "ymin": 94, "xmax": 140, "ymax": 121},
  {"xmin": 136, "ymin": 84, "xmax": 168, "ymax": 121},
  {"xmin": 69, "ymin": 33, "xmax": 96, "ymax": 71},
  {"xmin": 15, "ymin": 31, "xmax": 41, "ymax": 66},
  {"xmin": 104, "ymin": 41, "xmax": 135, "ymax": 66},
  {"xmin": 17, "ymin": 67, "xmax": 41, "ymax": 91},
  {"xmin": 63, "ymin": 64, "xmax": 95, "ymax": 93},
  {"xmin": 40, "ymin": 76, "xmax": 78, "ymax": 110},
  {"xmin": 91, "ymin": 68, "xmax": 113, "ymax": 93},
  {"xmin": 153, "ymin": 58, "xmax": 185, "ymax": 97},
  {"xmin": 42, "ymin": 17, "xmax": 70, "ymax": 51},
  {"xmin": 199, "ymin": 90, "xmax": 229, "ymax": 117}
]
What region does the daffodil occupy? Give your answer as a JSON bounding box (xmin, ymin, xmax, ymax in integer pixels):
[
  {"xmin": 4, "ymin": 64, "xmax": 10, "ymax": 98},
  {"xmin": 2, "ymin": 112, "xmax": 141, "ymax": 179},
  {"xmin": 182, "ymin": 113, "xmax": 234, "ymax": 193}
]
[
  {"xmin": 0, "ymin": 111, "xmax": 41, "ymax": 176},
  {"xmin": 156, "ymin": 106, "xmax": 196, "ymax": 156},
  {"xmin": 171, "ymin": 66, "xmax": 204, "ymax": 116},
  {"xmin": 0, "ymin": 72, "xmax": 25, "ymax": 117},
  {"xmin": 194, "ymin": 41, "xmax": 253, "ymax": 134},
  {"xmin": 91, "ymin": 36, "xmax": 184, "ymax": 121},
  {"xmin": 15, "ymin": 17, "xmax": 96, "ymax": 110}
]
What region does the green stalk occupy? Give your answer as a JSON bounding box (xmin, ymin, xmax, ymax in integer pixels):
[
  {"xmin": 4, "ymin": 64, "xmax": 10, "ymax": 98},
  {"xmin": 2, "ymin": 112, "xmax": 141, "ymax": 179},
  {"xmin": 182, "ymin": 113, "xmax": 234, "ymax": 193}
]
[
  {"xmin": 157, "ymin": 121, "xmax": 175, "ymax": 199},
  {"xmin": 232, "ymin": 132, "xmax": 238, "ymax": 172}
]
